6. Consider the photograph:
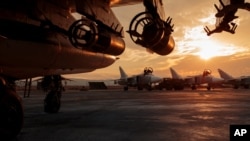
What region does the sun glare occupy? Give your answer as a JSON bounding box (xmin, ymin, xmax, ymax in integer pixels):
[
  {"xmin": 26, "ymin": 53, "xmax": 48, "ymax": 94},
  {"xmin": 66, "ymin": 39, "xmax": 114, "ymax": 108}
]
[
  {"xmin": 197, "ymin": 40, "xmax": 222, "ymax": 60},
  {"xmin": 177, "ymin": 25, "xmax": 242, "ymax": 61}
]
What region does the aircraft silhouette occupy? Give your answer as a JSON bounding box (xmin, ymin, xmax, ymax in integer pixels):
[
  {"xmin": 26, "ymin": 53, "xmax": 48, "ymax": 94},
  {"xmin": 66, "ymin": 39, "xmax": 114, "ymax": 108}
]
[
  {"xmin": 170, "ymin": 68, "xmax": 224, "ymax": 90},
  {"xmin": 0, "ymin": 0, "xmax": 175, "ymax": 139},
  {"xmin": 115, "ymin": 66, "xmax": 162, "ymax": 91},
  {"xmin": 204, "ymin": 0, "xmax": 250, "ymax": 36}
]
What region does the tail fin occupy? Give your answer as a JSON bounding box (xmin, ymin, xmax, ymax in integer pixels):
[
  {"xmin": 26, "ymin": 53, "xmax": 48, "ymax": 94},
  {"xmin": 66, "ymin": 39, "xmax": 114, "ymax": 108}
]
[
  {"xmin": 218, "ymin": 69, "xmax": 234, "ymax": 80},
  {"xmin": 170, "ymin": 67, "xmax": 182, "ymax": 79},
  {"xmin": 119, "ymin": 66, "xmax": 128, "ymax": 79}
]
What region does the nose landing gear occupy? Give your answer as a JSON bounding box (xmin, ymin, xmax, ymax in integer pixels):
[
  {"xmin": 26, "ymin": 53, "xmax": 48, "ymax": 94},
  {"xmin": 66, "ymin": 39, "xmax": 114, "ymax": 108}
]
[{"xmin": 41, "ymin": 75, "xmax": 63, "ymax": 113}]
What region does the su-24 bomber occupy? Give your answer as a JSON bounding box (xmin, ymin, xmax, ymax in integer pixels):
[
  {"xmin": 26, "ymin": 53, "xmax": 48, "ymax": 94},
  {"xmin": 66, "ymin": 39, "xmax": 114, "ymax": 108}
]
[
  {"xmin": 156, "ymin": 68, "xmax": 224, "ymax": 91},
  {"xmin": 0, "ymin": 0, "xmax": 175, "ymax": 139},
  {"xmin": 114, "ymin": 66, "xmax": 162, "ymax": 91},
  {"xmin": 155, "ymin": 68, "xmax": 250, "ymax": 91},
  {"xmin": 218, "ymin": 69, "xmax": 250, "ymax": 89}
]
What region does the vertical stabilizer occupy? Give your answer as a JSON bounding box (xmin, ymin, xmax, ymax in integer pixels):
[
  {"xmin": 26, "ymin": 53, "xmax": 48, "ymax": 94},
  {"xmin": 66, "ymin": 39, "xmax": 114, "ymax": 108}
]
[
  {"xmin": 119, "ymin": 66, "xmax": 128, "ymax": 79},
  {"xmin": 218, "ymin": 69, "xmax": 234, "ymax": 80},
  {"xmin": 170, "ymin": 68, "xmax": 182, "ymax": 79}
]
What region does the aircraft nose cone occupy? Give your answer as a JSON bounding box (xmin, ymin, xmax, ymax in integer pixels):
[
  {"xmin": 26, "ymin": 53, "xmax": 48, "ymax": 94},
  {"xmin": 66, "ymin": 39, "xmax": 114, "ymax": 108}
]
[{"xmin": 151, "ymin": 76, "xmax": 163, "ymax": 83}]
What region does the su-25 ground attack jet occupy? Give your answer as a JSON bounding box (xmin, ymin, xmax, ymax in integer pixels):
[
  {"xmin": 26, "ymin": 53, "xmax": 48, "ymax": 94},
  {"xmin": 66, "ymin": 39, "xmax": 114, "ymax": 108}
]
[
  {"xmin": 204, "ymin": 0, "xmax": 250, "ymax": 36},
  {"xmin": 0, "ymin": 0, "xmax": 175, "ymax": 139},
  {"xmin": 115, "ymin": 66, "xmax": 162, "ymax": 91}
]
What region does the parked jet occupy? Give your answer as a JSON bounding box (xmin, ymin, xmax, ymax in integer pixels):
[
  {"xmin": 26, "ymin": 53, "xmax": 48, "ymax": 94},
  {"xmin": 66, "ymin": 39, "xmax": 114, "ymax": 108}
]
[
  {"xmin": 218, "ymin": 68, "xmax": 250, "ymax": 89},
  {"xmin": 218, "ymin": 68, "xmax": 240, "ymax": 88},
  {"xmin": 115, "ymin": 66, "xmax": 162, "ymax": 91},
  {"xmin": 204, "ymin": 0, "xmax": 250, "ymax": 36},
  {"xmin": 170, "ymin": 68, "xmax": 224, "ymax": 90},
  {"xmin": 0, "ymin": 0, "xmax": 175, "ymax": 139}
]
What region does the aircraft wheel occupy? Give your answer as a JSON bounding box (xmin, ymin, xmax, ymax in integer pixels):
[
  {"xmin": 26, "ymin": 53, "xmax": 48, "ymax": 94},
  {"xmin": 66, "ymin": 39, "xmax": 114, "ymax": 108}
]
[
  {"xmin": 147, "ymin": 85, "xmax": 152, "ymax": 91},
  {"xmin": 44, "ymin": 90, "xmax": 61, "ymax": 113},
  {"xmin": 207, "ymin": 87, "xmax": 211, "ymax": 91},
  {"xmin": 234, "ymin": 85, "xmax": 239, "ymax": 89},
  {"xmin": 244, "ymin": 85, "xmax": 249, "ymax": 89},
  {"xmin": 166, "ymin": 87, "xmax": 172, "ymax": 90},
  {"xmin": 191, "ymin": 85, "xmax": 196, "ymax": 90},
  {"xmin": 0, "ymin": 88, "xmax": 23, "ymax": 140},
  {"xmin": 137, "ymin": 86, "xmax": 143, "ymax": 91},
  {"xmin": 123, "ymin": 86, "xmax": 128, "ymax": 91}
]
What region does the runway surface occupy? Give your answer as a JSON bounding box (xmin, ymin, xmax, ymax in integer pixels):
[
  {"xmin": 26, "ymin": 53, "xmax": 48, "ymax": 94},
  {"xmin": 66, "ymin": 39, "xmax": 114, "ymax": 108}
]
[{"xmin": 15, "ymin": 89, "xmax": 250, "ymax": 141}]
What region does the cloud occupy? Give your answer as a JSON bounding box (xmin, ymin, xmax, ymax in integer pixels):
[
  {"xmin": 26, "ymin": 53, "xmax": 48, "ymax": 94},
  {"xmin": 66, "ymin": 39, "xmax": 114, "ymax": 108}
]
[{"xmin": 169, "ymin": 5, "xmax": 249, "ymax": 61}]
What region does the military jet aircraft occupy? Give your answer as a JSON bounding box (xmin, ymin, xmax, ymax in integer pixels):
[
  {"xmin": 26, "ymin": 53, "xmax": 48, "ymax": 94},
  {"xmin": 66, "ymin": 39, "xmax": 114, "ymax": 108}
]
[
  {"xmin": 0, "ymin": 0, "xmax": 175, "ymax": 139},
  {"xmin": 204, "ymin": 0, "xmax": 250, "ymax": 36},
  {"xmin": 115, "ymin": 66, "xmax": 162, "ymax": 91},
  {"xmin": 170, "ymin": 68, "xmax": 224, "ymax": 90},
  {"xmin": 218, "ymin": 68, "xmax": 250, "ymax": 89},
  {"xmin": 218, "ymin": 68, "xmax": 241, "ymax": 89}
]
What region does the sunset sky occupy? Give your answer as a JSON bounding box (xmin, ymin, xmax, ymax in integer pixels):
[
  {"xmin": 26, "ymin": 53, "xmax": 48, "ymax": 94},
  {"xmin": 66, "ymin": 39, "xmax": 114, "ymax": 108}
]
[{"xmin": 66, "ymin": 0, "xmax": 250, "ymax": 80}]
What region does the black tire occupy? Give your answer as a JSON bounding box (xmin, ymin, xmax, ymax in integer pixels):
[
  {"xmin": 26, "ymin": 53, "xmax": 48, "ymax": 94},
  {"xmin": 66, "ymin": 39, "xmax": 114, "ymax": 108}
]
[
  {"xmin": 207, "ymin": 86, "xmax": 211, "ymax": 91},
  {"xmin": 123, "ymin": 86, "xmax": 128, "ymax": 91},
  {"xmin": 0, "ymin": 89, "xmax": 23, "ymax": 140},
  {"xmin": 44, "ymin": 91, "xmax": 61, "ymax": 113},
  {"xmin": 244, "ymin": 85, "xmax": 249, "ymax": 89},
  {"xmin": 191, "ymin": 85, "xmax": 196, "ymax": 90},
  {"xmin": 137, "ymin": 86, "xmax": 143, "ymax": 91}
]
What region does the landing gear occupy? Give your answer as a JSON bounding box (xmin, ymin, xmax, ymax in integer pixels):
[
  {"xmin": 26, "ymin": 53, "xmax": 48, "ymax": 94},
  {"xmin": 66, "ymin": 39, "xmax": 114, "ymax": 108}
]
[
  {"xmin": 137, "ymin": 86, "xmax": 143, "ymax": 91},
  {"xmin": 41, "ymin": 75, "xmax": 63, "ymax": 113},
  {"xmin": 146, "ymin": 85, "xmax": 152, "ymax": 91},
  {"xmin": 207, "ymin": 86, "xmax": 211, "ymax": 91},
  {"xmin": 123, "ymin": 86, "xmax": 128, "ymax": 91},
  {"xmin": 44, "ymin": 90, "xmax": 61, "ymax": 113},
  {"xmin": 191, "ymin": 85, "xmax": 197, "ymax": 90},
  {"xmin": 0, "ymin": 77, "xmax": 23, "ymax": 140}
]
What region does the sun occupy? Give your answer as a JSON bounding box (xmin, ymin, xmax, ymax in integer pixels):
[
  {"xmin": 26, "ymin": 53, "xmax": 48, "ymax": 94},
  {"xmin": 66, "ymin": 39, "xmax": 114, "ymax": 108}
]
[
  {"xmin": 197, "ymin": 40, "xmax": 222, "ymax": 60},
  {"xmin": 195, "ymin": 38, "xmax": 245, "ymax": 61},
  {"xmin": 175, "ymin": 24, "xmax": 244, "ymax": 62},
  {"xmin": 183, "ymin": 26, "xmax": 234, "ymax": 60},
  {"xmin": 179, "ymin": 26, "xmax": 229, "ymax": 60}
]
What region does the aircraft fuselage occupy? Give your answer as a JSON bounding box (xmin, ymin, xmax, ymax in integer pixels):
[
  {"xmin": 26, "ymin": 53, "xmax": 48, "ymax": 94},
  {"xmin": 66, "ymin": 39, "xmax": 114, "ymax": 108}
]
[{"xmin": 0, "ymin": 1, "xmax": 122, "ymax": 79}]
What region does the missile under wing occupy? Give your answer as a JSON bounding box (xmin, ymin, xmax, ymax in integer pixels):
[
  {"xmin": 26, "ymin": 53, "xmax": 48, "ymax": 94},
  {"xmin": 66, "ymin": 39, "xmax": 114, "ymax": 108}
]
[{"xmin": 0, "ymin": 0, "xmax": 174, "ymax": 139}]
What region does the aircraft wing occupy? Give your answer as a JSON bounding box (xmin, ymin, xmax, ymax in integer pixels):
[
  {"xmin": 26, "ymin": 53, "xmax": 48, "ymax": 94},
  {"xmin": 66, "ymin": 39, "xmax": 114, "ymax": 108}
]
[
  {"xmin": 0, "ymin": 0, "xmax": 176, "ymax": 138},
  {"xmin": 110, "ymin": 0, "xmax": 143, "ymax": 7},
  {"xmin": 32, "ymin": 76, "xmax": 73, "ymax": 82},
  {"xmin": 110, "ymin": 0, "xmax": 165, "ymax": 20}
]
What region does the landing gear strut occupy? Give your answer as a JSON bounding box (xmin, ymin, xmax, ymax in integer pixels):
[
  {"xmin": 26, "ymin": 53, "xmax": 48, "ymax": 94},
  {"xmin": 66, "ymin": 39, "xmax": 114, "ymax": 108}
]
[
  {"xmin": 41, "ymin": 75, "xmax": 63, "ymax": 113},
  {"xmin": 0, "ymin": 77, "xmax": 23, "ymax": 140}
]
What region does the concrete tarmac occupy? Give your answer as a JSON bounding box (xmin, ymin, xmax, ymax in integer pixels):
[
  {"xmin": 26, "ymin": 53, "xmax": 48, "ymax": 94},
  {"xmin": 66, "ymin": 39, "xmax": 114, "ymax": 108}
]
[{"xmin": 15, "ymin": 89, "xmax": 250, "ymax": 141}]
